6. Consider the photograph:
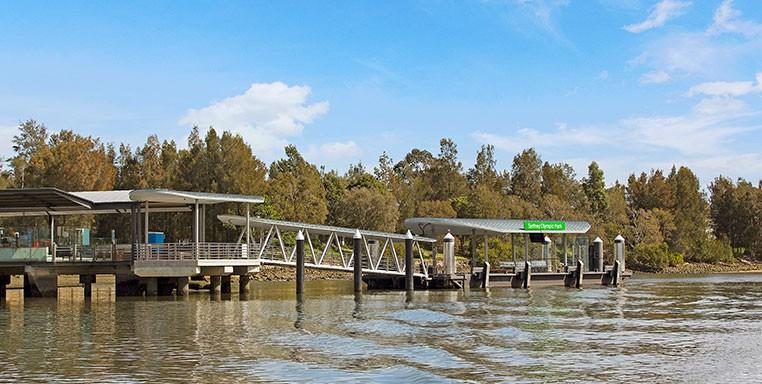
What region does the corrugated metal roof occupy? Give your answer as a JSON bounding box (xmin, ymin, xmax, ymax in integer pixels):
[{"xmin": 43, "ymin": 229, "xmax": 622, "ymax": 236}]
[
  {"xmin": 130, "ymin": 189, "xmax": 264, "ymax": 205},
  {"xmin": 218, "ymin": 214, "xmax": 436, "ymax": 243},
  {"xmin": 71, "ymin": 190, "xmax": 133, "ymax": 204},
  {"xmin": 404, "ymin": 217, "xmax": 591, "ymax": 236}
]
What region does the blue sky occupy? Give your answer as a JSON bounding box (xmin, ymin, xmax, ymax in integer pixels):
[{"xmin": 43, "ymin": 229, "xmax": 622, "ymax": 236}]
[{"xmin": 1, "ymin": 0, "xmax": 761, "ymax": 186}]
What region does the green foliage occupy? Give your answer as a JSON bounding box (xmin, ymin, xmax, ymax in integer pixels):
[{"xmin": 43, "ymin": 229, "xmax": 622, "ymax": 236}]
[
  {"xmin": 631, "ymin": 242, "xmax": 684, "ymax": 272},
  {"xmin": 4, "ymin": 119, "xmax": 762, "ymax": 269}
]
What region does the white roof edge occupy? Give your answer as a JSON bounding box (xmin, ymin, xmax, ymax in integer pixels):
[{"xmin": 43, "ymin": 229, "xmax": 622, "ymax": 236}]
[
  {"xmin": 129, "ymin": 189, "xmax": 264, "ymax": 205},
  {"xmin": 404, "ymin": 217, "xmax": 591, "ymax": 236}
]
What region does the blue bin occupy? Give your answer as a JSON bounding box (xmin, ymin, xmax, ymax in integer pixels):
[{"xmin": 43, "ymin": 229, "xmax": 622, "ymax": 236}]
[{"xmin": 147, "ymin": 232, "xmax": 165, "ymax": 244}]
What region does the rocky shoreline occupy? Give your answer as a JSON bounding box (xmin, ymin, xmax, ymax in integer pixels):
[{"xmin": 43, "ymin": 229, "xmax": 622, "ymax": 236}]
[{"xmin": 657, "ymin": 261, "xmax": 762, "ymax": 275}]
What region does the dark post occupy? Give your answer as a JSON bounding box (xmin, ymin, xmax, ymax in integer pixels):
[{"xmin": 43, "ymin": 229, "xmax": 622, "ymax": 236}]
[
  {"xmin": 296, "ymin": 230, "xmax": 305, "ymax": 296},
  {"xmin": 575, "ymin": 259, "xmax": 584, "ymax": 288},
  {"xmin": 353, "ymin": 229, "xmax": 362, "ymax": 293},
  {"xmin": 405, "ymin": 230, "xmax": 414, "ymax": 292},
  {"xmin": 523, "ymin": 260, "xmax": 531, "ymax": 289},
  {"xmin": 593, "ymin": 237, "xmax": 603, "ymax": 272}
]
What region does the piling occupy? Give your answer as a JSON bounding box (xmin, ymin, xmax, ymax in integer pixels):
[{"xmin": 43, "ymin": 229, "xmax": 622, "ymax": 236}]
[
  {"xmin": 177, "ymin": 277, "xmax": 190, "ymax": 296},
  {"xmin": 221, "ymin": 275, "xmax": 232, "ymax": 294},
  {"xmin": 575, "ymin": 259, "xmax": 584, "ymax": 288},
  {"xmin": 145, "ymin": 278, "xmax": 158, "ymax": 296},
  {"xmin": 482, "ymin": 261, "xmax": 490, "ymax": 288},
  {"xmin": 353, "ymin": 229, "xmax": 362, "ymax": 293},
  {"xmin": 614, "ymin": 234, "xmax": 626, "ymax": 273},
  {"xmin": 612, "ymin": 260, "xmax": 621, "ymax": 286},
  {"xmin": 404, "ymin": 230, "xmax": 414, "ymax": 292},
  {"xmin": 523, "ymin": 260, "xmax": 531, "ymax": 289},
  {"xmin": 443, "ymin": 231, "xmax": 455, "ymax": 275},
  {"xmin": 239, "ymin": 274, "xmax": 252, "ymax": 294},
  {"xmin": 0, "ymin": 275, "xmax": 9, "ymax": 298},
  {"xmin": 80, "ymin": 274, "xmax": 96, "ymax": 298},
  {"xmin": 592, "ymin": 237, "xmax": 603, "ymax": 272},
  {"xmin": 296, "ymin": 230, "xmax": 305, "ymax": 295},
  {"xmin": 210, "ymin": 276, "xmax": 222, "ymax": 293}
]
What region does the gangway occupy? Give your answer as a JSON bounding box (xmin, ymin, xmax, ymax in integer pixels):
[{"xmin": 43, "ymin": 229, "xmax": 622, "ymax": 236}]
[{"xmin": 218, "ymin": 215, "xmax": 435, "ymax": 279}]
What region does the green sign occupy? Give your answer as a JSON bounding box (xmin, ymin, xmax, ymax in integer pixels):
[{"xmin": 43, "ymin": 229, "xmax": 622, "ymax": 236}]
[{"xmin": 523, "ymin": 221, "xmax": 566, "ymax": 231}]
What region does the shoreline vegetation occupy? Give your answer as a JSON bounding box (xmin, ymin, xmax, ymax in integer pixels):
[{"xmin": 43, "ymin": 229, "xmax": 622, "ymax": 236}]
[{"xmin": 1, "ymin": 120, "xmax": 761, "ymax": 274}]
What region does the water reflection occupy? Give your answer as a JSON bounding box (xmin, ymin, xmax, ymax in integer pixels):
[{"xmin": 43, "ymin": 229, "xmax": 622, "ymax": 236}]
[{"xmin": 1, "ymin": 274, "xmax": 762, "ymax": 382}]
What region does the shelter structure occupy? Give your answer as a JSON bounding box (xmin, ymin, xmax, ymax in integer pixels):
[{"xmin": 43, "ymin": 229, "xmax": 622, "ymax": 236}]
[
  {"xmin": 0, "ymin": 188, "xmax": 264, "ymax": 296},
  {"xmin": 405, "ymin": 217, "xmax": 627, "ymax": 288}
]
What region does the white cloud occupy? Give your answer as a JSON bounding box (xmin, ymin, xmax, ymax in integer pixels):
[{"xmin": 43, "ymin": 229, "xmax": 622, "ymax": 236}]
[
  {"xmin": 692, "ymin": 98, "xmax": 747, "ymax": 115},
  {"xmin": 624, "ymin": 0, "xmax": 691, "ymax": 33},
  {"xmin": 686, "ymin": 72, "xmax": 762, "ymax": 97},
  {"xmin": 639, "ymin": 70, "xmax": 671, "ymax": 84},
  {"xmin": 473, "ymin": 123, "xmax": 608, "ymax": 153},
  {"xmin": 598, "ymin": 70, "xmax": 609, "ymax": 80},
  {"xmin": 304, "ymin": 141, "xmax": 361, "ymax": 163},
  {"xmin": 178, "ymin": 82, "xmax": 329, "ymax": 158},
  {"xmin": 707, "ymin": 0, "xmax": 762, "ymax": 37}
]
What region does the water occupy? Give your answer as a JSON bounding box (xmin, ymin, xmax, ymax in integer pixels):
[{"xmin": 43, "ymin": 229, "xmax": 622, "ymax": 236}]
[{"xmin": 2, "ymin": 274, "xmax": 762, "ymax": 383}]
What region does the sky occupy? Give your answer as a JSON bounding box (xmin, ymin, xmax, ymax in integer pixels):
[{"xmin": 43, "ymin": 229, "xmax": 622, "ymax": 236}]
[{"xmin": 1, "ymin": 0, "xmax": 761, "ymax": 186}]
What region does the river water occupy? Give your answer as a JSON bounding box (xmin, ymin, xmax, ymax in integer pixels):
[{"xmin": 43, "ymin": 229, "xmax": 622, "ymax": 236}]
[{"xmin": 1, "ymin": 273, "xmax": 762, "ymax": 383}]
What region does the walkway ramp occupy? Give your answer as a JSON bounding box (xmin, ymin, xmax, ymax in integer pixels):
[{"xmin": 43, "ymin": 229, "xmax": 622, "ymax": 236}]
[{"xmin": 218, "ymin": 215, "xmax": 435, "ymax": 278}]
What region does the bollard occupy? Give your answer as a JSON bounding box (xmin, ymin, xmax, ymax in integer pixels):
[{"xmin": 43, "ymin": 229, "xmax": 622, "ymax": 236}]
[
  {"xmin": 614, "ymin": 234, "xmax": 626, "ymax": 273},
  {"xmin": 443, "ymin": 231, "xmax": 455, "ymax": 275},
  {"xmin": 612, "ymin": 260, "xmax": 621, "ymax": 286},
  {"xmin": 353, "ymin": 229, "xmax": 363, "ymax": 293},
  {"xmin": 575, "ymin": 259, "xmax": 584, "ymax": 288},
  {"xmin": 523, "ymin": 260, "xmax": 531, "ymax": 289},
  {"xmin": 543, "ymin": 236, "xmax": 552, "ymax": 272},
  {"xmin": 482, "ymin": 261, "xmax": 490, "ymax": 288},
  {"xmin": 593, "ymin": 237, "xmax": 603, "ymax": 272},
  {"xmin": 405, "ymin": 230, "xmax": 414, "ymax": 292},
  {"xmin": 296, "ymin": 230, "xmax": 305, "ymax": 296}
]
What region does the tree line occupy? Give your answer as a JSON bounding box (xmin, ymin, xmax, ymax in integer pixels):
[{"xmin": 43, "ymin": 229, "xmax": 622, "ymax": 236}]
[{"xmin": 1, "ymin": 119, "xmax": 760, "ymax": 271}]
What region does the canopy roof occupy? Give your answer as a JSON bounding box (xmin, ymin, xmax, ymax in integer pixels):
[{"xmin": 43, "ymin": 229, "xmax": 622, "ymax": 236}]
[
  {"xmin": 0, "ymin": 188, "xmax": 264, "ymax": 217},
  {"xmin": 218, "ymin": 215, "xmax": 436, "ymax": 243},
  {"xmin": 404, "ymin": 217, "xmax": 591, "ymax": 236}
]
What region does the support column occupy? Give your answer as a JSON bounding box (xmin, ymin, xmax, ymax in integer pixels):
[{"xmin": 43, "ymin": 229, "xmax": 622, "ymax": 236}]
[
  {"xmin": 296, "ymin": 230, "xmax": 305, "ymax": 296},
  {"xmin": 470, "ymin": 230, "xmax": 477, "ymax": 272},
  {"xmin": 511, "ymin": 233, "xmax": 516, "ymax": 271},
  {"xmin": 209, "ymin": 276, "xmax": 221, "ymax": 293},
  {"xmin": 614, "ymin": 234, "xmax": 626, "ymax": 273},
  {"xmin": 353, "ymin": 229, "xmax": 363, "ymax": 293},
  {"xmin": 193, "ymin": 202, "xmax": 200, "ymax": 259},
  {"xmin": 523, "ymin": 233, "xmax": 529, "ymax": 262},
  {"xmin": 593, "ymin": 237, "xmax": 604, "ymax": 272},
  {"xmin": 221, "ymin": 275, "xmax": 231, "ymax": 294},
  {"xmin": 523, "ymin": 260, "xmax": 531, "ymax": 289},
  {"xmin": 404, "ymin": 230, "xmax": 414, "ymax": 292},
  {"xmin": 144, "ymin": 278, "xmax": 158, "ymax": 296},
  {"xmin": 239, "ymin": 274, "xmax": 253, "ymax": 294},
  {"xmin": 80, "ymin": 274, "xmax": 96, "ymax": 298},
  {"xmin": 144, "ymin": 201, "xmax": 149, "ymax": 244},
  {"xmin": 430, "ymin": 241, "xmax": 437, "ymax": 275},
  {"xmin": 483, "ymin": 236, "xmax": 489, "ymax": 264},
  {"xmin": 23, "ymin": 269, "xmax": 57, "ymax": 297},
  {"xmin": 177, "ymin": 277, "xmax": 190, "ymax": 296},
  {"xmin": 48, "ymin": 214, "xmax": 56, "ymax": 263},
  {"xmin": 0, "ymin": 275, "xmax": 10, "ymax": 298},
  {"xmin": 562, "ymin": 234, "xmax": 568, "ymax": 271},
  {"xmin": 245, "ymin": 204, "xmax": 251, "ymax": 254}
]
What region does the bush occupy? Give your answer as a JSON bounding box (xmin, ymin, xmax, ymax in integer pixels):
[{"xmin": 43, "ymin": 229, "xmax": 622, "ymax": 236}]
[
  {"xmin": 631, "ymin": 242, "xmax": 683, "ymax": 272},
  {"xmin": 688, "ymin": 237, "xmax": 734, "ymax": 264}
]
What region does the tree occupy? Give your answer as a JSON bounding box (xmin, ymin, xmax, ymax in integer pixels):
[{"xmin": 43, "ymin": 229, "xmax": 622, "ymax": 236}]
[
  {"xmin": 428, "ymin": 138, "xmax": 468, "ymax": 201},
  {"xmin": 583, "ymin": 161, "xmax": 608, "ymax": 215},
  {"xmin": 510, "ymin": 148, "xmax": 543, "ymax": 204},
  {"xmin": 322, "ymin": 169, "xmax": 348, "ymax": 226},
  {"xmin": 267, "ymin": 145, "xmax": 328, "ymax": 223},
  {"xmin": 334, "ymin": 187, "xmax": 399, "ymax": 232},
  {"xmin": 415, "ymin": 200, "xmax": 457, "ymax": 218},
  {"xmin": 467, "ymin": 144, "xmax": 499, "ymax": 189},
  {"xmin": 10, "ymin": 119, "xmax": 49, "ymax": 188},
  {"xmin": 670, "ymin": 167, "xmax": 708, "ymax": 259}
]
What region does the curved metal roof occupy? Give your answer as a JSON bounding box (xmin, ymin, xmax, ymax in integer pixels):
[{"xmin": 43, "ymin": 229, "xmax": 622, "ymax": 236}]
[
  {"xmin": 129, "ymin": 189, "xmax": 264, "ymax": 205},
  {"xmin": 404, "ymin": 217, "xmax": 591, "ymax": 236},
  {"xmin": 218, "ymin": 215, "xmax": 436, "ymax": 243}
]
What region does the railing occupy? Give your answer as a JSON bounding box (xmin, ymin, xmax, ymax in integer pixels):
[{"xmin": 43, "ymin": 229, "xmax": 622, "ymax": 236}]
[
  {"xmin": 54, "ymin": 244, "xmax": 132, "ymax": 263},
  {"xmin": 134, "ymin": 242, "xmax": 252, "ymax": 261}
]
